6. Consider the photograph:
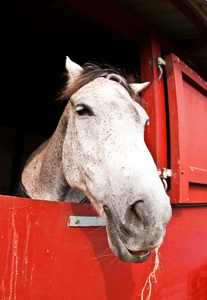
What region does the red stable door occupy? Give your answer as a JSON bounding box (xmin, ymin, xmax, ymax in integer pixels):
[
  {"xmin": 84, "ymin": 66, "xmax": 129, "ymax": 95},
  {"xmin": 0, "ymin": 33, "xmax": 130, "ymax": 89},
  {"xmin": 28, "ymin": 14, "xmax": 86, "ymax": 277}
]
[
  {"xmin": 165, "ymin": 53, "xmax": 207, "ymax": 204},
  {"xmin": 0, "ymin": 195, "xmax": 207, "ymax": 300}
]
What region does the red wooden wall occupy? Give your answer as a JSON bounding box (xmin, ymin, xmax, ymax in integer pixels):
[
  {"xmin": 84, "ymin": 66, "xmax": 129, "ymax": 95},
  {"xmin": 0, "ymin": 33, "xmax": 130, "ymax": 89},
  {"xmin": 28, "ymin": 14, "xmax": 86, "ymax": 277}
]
[
  {"xmin": 166, "ymin": 53, "xmax": 207, "ymax": 204},
  {"xmin": 0, "ymin": 195, "xmax": 207, "ymax": 300}
]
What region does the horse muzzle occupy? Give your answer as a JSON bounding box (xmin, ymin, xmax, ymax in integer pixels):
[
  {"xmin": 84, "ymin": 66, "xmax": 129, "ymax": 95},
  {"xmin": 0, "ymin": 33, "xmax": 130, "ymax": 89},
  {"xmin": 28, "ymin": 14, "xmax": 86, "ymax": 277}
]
[{"xmin": 103, "ymin": 203, "xmax": 168, "ymax": 263}]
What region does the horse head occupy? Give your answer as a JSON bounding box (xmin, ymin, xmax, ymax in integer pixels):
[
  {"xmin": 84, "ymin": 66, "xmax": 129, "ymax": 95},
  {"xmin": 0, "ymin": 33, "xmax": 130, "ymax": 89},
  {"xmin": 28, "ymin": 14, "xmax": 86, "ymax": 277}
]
[
  {"xmin": 21, "ymin": 57, "xmax": 172, "ymax": 263},
  {"xmin": 62, "ymin": 57, "xmax": 172, "ymax": 263}
]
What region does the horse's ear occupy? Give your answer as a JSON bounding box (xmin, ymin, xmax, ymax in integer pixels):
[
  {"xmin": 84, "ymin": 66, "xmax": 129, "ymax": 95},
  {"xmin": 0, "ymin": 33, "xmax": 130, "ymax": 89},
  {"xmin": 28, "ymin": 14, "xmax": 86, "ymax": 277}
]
[
  {"xmin": 129, "ymin": 82, "xmax": 150, "ymax": 94},
  {"xmin": 65, "ymin": 56, "xmax": 83, "ymax": 83}
]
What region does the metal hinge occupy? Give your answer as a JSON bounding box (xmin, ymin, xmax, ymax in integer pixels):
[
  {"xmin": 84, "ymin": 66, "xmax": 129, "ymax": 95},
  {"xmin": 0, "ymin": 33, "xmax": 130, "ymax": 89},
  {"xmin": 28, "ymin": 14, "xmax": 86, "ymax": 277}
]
[
  {"xmin": 158, "ymin": 168, "xmax": 171, "ymax": 191},
  {"xmin": 68, "ymin": 216, "xmax": 106, "ymax": 227},
  {"xmin": 157, "ymin": 57, "xmax": 166, "ymax": 81},
  {"xmin": 158, "ymin": 168, "xmax": 172, "ymax": 179}
]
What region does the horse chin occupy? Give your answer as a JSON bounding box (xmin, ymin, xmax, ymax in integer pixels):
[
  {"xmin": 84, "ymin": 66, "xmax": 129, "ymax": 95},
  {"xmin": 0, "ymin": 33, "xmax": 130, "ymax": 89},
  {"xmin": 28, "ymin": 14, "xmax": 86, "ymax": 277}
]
[
  {"xmin": 104, "ymin": 207, "xmax": 154, "ymax": 264},
  {"xmin": 106, "ymin": 228, "xmax": 151, "ymax": 263}
]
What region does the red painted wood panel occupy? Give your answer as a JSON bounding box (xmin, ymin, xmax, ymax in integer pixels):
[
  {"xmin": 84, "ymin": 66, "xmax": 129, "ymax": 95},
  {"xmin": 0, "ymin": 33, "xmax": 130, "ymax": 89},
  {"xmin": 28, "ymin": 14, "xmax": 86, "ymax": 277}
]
[
  {"xmin": 0, "ymin": 195, "xmax": 207, "ymax": 300},
  {"xmin": 140, "ymin": 31, "xmax": 168, "ymax": 170},
  {"xmin": 166, "ymin": 53, "xmax": 207, "ymax": 204}
]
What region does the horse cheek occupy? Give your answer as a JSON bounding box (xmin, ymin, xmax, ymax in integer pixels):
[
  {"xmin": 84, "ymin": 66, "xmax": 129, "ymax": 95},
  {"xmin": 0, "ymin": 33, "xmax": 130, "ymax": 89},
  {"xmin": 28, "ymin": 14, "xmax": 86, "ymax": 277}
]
[{"xmin": 62, "ymin": 132, "xmax": 85, "ymax": 193}]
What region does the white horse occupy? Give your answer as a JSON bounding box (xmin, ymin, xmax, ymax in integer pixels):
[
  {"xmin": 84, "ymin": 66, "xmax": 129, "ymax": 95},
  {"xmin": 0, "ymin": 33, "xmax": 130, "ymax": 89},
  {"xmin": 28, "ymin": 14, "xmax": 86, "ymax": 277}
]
[{"xmin": 19, "ymin": 57, "xmax": 172, "ymax": 263}]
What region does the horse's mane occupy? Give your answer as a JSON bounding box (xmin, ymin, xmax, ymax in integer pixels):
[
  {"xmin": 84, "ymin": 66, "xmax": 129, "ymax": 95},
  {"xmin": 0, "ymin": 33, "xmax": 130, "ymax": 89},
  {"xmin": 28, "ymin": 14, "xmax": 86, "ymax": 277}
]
[{"xmin": 58, "ymin": 63, "xmax": 141, "ymax": 104}]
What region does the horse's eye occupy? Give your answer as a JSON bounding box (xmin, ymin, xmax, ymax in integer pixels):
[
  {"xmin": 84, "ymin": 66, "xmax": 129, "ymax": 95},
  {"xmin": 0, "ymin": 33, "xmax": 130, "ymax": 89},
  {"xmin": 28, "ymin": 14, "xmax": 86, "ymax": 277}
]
[{"xmin": 76, "ymin": 105, "xmax": 93, "ymax": 117}]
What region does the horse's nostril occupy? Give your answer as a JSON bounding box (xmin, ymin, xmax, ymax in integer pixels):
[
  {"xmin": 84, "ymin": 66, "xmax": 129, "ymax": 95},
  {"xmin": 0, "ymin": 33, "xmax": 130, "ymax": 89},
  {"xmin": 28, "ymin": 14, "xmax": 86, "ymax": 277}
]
[{"xmin": 130, "ymin": 200, "xmax": 145, "ymax": 224}]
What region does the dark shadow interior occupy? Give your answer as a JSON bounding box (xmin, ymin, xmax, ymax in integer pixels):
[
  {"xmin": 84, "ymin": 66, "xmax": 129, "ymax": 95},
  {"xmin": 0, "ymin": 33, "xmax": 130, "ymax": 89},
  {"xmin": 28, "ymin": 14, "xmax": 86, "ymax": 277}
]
[{"xmin": 0, "ymin": 0, "xmax": 141, "ymax": 195}]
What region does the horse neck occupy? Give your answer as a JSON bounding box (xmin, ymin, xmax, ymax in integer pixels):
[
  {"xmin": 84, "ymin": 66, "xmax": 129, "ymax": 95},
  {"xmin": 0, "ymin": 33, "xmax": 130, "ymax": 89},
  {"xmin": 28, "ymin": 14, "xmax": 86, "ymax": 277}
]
[
  {"xmin": 22, "ymin": 104, "xmax": 86, "ymax": 202},
  {"xmin": 40, "ymin": 108, "xmax": 68, "ymax": 200}
]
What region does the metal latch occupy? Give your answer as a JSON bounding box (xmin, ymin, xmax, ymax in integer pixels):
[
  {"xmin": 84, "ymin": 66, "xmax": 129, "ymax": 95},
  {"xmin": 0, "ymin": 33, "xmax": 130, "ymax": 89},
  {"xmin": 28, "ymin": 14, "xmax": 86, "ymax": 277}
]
[
  {"xmin": 69, "ymin": 216, "xmax": 106, "ymax": 227},
  {"xmin": 158, "ymin": 168, "xmax": 171, "ymax": 191},
  {"xmin": 158, "ymin": 168, "xmax": 171, "ymax": 179},
  {"xmin": 157, "ymin": 57, "xmax": 166, "ymax": 81}
]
